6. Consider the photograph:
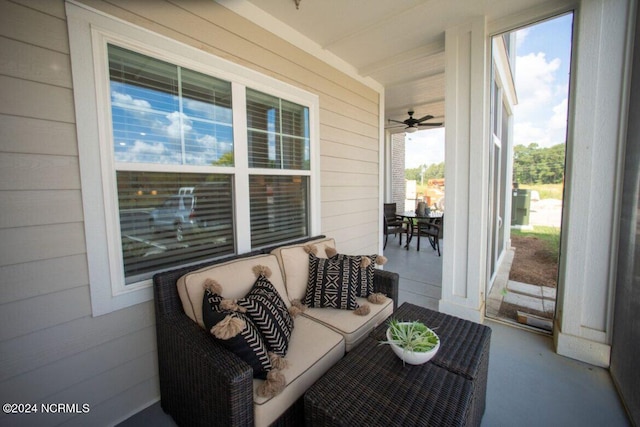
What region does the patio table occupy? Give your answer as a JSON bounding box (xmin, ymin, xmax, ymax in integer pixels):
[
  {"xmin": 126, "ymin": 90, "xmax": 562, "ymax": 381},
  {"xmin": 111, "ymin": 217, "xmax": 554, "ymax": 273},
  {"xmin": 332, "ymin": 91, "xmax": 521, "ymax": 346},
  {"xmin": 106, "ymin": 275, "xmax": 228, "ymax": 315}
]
[
  {"xmin": 396, "ymin": 211, "xmax": 443, "ymax": 249},
  {"xmin": 304, "ymin": 303, "xmax": 491, "ymax": 426}
]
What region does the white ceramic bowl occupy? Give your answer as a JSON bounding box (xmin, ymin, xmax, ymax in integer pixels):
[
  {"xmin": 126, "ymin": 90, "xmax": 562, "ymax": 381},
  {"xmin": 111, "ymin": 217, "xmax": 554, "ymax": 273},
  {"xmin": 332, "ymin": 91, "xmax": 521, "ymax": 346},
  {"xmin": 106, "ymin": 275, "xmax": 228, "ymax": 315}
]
[{"xmin": 386, "ymin": 323, "xmax": 440, "ymax": 365}]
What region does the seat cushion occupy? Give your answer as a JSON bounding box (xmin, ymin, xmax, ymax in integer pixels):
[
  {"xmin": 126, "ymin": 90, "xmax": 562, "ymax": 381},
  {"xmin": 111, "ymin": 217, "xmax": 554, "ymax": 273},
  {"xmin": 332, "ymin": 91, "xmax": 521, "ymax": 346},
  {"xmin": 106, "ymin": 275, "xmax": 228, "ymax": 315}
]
[
  {"xmin": 303, "ymin": 296, "xmax": 394, "ymax": 351},
  {"xmin": 177, "ymin": 253, "xmax": 288, "ymax": 328},
  {"xmin": 271, "ymin": 237, "xmax": 336, "ymax": 302},
  {"xmin": 252, "ymin": 315, "xmax": 345, "ymax": 427}
]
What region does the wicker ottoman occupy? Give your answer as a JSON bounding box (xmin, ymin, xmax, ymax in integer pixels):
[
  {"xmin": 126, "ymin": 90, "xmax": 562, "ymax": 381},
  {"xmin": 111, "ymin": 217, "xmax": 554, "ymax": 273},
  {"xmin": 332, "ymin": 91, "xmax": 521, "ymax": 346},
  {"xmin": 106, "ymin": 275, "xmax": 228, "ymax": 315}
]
[{"xmin": 304, "ymin": 303, "xmax": 491, "ymax": 426}]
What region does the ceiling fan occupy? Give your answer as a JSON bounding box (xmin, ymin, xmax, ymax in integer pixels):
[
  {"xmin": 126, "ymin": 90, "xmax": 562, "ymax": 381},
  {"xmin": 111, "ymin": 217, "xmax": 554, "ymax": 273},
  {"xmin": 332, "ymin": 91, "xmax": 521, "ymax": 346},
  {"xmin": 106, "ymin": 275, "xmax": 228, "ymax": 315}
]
[{"xmin": 387, "ymin": 110, "xmax": 443, "ymax": 133}]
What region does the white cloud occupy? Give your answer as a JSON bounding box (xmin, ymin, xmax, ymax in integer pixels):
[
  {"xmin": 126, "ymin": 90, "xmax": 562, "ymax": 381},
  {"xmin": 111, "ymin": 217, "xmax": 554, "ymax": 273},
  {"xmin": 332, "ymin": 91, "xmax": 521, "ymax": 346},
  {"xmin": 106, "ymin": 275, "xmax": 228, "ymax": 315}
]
[
  {"xmin": 514, "ymin": 52, "xmax": 567, "ymax": 147},
  {"xmin": 111, "ymin": 91, "xmax": 151, "ymax": 111},
  {"xmin": 404, "ymin": 128, "xmax": 445, "ymax": 168},
  {"xmin": 165, "ymin": 111, "xmax": 192, "ymax": 138}
]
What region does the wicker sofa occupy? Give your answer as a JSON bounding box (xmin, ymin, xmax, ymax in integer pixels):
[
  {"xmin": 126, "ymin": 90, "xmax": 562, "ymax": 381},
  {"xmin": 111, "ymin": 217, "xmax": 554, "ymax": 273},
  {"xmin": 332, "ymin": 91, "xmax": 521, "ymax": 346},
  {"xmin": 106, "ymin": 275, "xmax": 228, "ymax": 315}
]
[{"xmin": 153, "ymin": 236, "xmax": 399, "ymax": 427}]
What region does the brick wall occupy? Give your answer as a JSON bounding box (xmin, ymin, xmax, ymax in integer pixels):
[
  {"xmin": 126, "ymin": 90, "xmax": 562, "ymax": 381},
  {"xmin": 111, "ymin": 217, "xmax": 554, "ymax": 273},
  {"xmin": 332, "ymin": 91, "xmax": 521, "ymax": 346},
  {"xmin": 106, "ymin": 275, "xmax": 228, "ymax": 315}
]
[{"xmin": 391, "ymin": 133, "xmax": 406, "ymax": 212}]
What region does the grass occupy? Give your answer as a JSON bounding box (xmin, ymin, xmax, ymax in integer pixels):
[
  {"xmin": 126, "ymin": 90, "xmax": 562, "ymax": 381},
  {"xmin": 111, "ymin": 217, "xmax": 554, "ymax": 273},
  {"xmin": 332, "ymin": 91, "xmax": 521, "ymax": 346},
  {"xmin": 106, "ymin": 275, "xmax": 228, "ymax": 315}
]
[
  {"xmin": 517, "ymin": 183, "xmax": 564, "ymax": 200},
  {"xmin": 511, "ymin": 225, "xmax": 561, "ymax": 259}
]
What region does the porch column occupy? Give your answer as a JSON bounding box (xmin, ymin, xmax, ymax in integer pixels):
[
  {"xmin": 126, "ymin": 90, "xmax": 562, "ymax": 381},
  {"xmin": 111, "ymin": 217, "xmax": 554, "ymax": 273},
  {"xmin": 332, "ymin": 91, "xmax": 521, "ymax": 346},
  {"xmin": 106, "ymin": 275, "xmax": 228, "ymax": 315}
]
[
  {"xmin": 439, "ymin": 17, "xmax": 489, "ymax": 323},
  {"xmin": 555, "ymin": 0, "xmax": 633, "ymax": 367}
]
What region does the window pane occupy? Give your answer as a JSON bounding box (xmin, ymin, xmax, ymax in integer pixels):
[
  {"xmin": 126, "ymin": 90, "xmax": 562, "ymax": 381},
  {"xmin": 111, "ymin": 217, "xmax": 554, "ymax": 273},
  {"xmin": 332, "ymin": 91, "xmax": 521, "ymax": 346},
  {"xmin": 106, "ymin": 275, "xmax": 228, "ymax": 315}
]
[
  {"xmin": 246, "ymin": 89, "xmax": 309, "ymax": 170},
  {"xmin": 181, "ymin": 68, "xmax": 234, "ymax": 166},
  {"xmin": 117, "ymin": 172, "xmax": 234, "ymax": 283},
  {"xmin": 108, "ymin": 44, "xmax": 234, "ymax": 166},
  {"xmin": 249, "ymin": 175, "xmax": 309, "ymax": 248}
]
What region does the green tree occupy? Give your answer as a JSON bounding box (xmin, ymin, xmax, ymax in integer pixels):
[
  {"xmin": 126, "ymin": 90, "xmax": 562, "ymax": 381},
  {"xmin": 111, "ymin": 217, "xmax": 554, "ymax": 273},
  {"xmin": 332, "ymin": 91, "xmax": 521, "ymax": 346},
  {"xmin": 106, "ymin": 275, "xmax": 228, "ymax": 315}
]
[{"xmin": 513, "ymin": 143, "xmax": 565, "ymax": 185}]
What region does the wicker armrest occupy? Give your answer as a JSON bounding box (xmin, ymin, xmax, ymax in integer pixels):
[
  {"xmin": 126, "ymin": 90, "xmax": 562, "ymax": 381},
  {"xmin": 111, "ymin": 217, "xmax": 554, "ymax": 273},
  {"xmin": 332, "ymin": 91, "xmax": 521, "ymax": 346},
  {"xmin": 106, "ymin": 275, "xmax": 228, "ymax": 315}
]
[
  {"xmin": 373, "ymin": 269, "xmax": 399, "ymax": 310},
  {"xmin": 156, "ymin": 312, "xmax": 255, "ymax": 427}
]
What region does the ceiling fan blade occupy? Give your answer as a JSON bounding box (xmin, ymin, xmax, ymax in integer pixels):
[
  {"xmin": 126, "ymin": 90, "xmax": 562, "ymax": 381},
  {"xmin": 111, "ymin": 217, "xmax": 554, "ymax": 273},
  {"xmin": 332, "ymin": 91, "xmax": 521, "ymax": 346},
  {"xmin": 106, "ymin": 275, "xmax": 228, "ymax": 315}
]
[
  {"xmin": 415, "ymin": 114, "xmax": 434, "ymax": 123},
  {"xmin": 418, "ymin": 122, "xmax": 443, "ymax": 127},
  {"xmin": 385, "ymin": 123, "xmax": 406, "ymax": 129},
  {"xmin": 387, "ymin": 119, "xmax": 407, "ymax": 125}
]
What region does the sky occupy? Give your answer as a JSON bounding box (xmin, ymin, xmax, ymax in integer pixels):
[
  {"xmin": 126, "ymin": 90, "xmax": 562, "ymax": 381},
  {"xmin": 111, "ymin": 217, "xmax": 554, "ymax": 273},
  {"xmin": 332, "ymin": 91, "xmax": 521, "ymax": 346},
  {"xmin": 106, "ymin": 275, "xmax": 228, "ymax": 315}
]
[{"xmin": 405, "ymin": 13, "xmax": 573, "ymax": 169}]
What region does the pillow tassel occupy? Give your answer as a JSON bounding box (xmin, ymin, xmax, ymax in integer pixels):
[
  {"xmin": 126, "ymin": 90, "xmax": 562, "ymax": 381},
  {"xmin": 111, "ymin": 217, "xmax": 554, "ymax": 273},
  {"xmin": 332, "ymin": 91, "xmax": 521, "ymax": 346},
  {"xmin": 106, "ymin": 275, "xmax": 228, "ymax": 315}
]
[
  {"xmin": 269, "ymin": 352, "xmax": 289, "ymax": 370},
  {"xmin": 257, "ymin": 369, "xmax": 286, "ymax": 398},
  {"xmin": 303, "ymin": 244, "xmax": 318, "ymax": 255},
  {"xmin": 220, "ymin": 299, "xmax": 247, "ymax": 313},
  {"xmin": 367, "ymin": 292, "xmax": 387, "ymax": 304},
  {"xmin": 375, "ymin": 255, "xmax": 388, "ymax": 265},
  {"xmin": 252, "ymin": 265, "xmax": 272, "ymax": 278},
  {"xmin": 202, "ymin": 278, "xmax": 223, "ymax": 295},
  {"xmin": 360, "ymin": 257, "xmax": 372, "ymax": 268},
  {"xmin": 354, "ymin": 304, "xmax": 371, "ymax": 316},
  {"xmin": 211, "ymin": 314, "xmax": 245, "ymax": 340},
  {"xmin": 325, "ymin": 247, "xmax": 338, "ymax": 258}
]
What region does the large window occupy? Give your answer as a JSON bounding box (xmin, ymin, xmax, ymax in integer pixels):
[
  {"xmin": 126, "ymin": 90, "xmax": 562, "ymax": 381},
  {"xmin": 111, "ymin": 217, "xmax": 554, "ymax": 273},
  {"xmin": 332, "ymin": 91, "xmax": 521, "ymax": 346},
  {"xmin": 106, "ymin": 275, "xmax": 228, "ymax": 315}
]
[{"xmin": 67, "ymin": 3, "xmax": 319, "ymax": 315}]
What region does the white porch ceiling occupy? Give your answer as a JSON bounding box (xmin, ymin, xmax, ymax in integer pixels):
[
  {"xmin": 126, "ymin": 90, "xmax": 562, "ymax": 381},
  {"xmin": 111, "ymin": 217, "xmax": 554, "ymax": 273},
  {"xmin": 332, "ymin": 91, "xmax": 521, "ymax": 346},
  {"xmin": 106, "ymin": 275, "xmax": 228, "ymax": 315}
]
[{"xmin": 218, "ymin": 0, "xmax": 554, "ymax": 131}]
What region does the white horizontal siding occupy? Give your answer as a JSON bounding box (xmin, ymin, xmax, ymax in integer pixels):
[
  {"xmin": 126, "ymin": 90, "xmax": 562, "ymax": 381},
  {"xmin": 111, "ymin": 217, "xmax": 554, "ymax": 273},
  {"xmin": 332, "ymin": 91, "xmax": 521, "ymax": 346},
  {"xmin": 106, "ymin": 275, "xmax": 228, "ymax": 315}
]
[{"xmin": 0, "ymin": 0, "xmax": 382, "ymax": 425}]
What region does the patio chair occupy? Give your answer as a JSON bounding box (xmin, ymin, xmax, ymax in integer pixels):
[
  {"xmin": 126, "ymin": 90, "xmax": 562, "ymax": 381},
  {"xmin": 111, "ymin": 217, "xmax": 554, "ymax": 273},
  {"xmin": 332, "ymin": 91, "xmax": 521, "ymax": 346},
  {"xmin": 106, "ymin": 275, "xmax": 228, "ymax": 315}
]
[
  {"xmin": 412, "ymin": 215, "xmax": 443, "ymax": 256},
  {"xmin": 383, "ymin": 203, "xmax": 405, "ymax": 249}
]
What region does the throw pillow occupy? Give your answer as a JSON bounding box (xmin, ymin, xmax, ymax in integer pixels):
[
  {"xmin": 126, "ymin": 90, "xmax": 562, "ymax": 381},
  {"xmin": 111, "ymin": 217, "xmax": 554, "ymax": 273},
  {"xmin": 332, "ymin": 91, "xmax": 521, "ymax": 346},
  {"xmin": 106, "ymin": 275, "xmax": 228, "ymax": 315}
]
[
  {"xmin": 304, "ymin": 253, "xmax": 360, "ymax": 311},
  {"xmin": 202, "ymin": 287, "xmax": 272, "ymax": 379},
  {"xmin": 325, "ymin": 248, "xmax": 388, "ymax": 299},
  {"xmin": 237, "ymin": 272, "xmax": 294, "ymax": 357}
]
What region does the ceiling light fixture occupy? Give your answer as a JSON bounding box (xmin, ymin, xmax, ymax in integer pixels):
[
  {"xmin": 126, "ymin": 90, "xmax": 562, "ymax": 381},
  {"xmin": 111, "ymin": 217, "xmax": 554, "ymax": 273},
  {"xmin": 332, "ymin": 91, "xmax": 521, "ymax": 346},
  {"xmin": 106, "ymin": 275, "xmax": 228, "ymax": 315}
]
[{"xmin": 406, "ymin": 126, "xmax": 418, "ymax": 134}]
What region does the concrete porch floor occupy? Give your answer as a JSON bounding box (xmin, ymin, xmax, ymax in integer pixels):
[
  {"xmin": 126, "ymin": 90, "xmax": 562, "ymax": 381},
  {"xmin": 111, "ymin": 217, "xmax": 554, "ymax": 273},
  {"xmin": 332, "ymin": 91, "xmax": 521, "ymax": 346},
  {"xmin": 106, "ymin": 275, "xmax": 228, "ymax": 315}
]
[{"xmin": 119, "ymin": 236, "xmax": 630, "ymax": 426}]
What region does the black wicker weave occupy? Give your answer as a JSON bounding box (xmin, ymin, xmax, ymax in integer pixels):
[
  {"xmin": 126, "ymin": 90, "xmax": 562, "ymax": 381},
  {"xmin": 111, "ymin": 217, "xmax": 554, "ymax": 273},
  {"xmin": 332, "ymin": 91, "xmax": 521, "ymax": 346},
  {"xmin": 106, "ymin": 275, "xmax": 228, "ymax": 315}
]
[
  {"xmin": 152, "ymin": 237, "xmax": 400, "ymax": 426},
  {"xmin": 304, "ymin": 303, "xmax": 491, "ymax": 427}
]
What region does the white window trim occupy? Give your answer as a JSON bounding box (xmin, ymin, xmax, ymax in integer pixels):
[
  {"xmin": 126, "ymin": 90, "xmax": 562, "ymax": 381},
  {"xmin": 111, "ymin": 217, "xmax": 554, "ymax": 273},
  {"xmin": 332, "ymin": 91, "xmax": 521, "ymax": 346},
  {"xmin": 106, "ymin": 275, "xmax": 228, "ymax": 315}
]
[{"xmin": 66, "ymin": 2, "xmax": 320, "ymax": 316}]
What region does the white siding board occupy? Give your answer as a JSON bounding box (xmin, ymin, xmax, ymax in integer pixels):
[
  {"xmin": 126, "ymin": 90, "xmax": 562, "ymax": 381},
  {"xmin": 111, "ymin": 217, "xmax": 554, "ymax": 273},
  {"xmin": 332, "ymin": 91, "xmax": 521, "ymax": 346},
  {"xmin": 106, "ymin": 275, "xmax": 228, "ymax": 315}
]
[
  {"xmin": 0, "ymin": 153, "xmax": 80, "ymax": 191},
  {"xmin": 65, "ymin": 376, "xmax": 159, "ymax": 427},
  {"xmin": 0, "ymin": 222, "xmax": 85, "ymax": 266},
  {"xmin": 322, "ymin": 209, "xmax": 377, "ymax": 231},
  {"xmin": 321, "ymin": 156, "xmax": 379, "ymax": 175},
  {"xmin": 0, "ymin": 115, "xmax": 78, "ymax": 156},
  {"xmin": 0, "ymin": 254, "xmax": 88, "ymax": 305},
  {"xmin": 12, "ymin": 0, "xmax": 67, "ymax": 19},
  {"xmin": 0, "ymin": 302, "xmax": 155, "ymax": 382},
  {"xmin": 0, "ymin": 37, "xmax": 72, "ymax": 88},
  {"xmin": 321, "ymin": 109, "xmax": 378, "ymax": 139},
  {"xmin": 321, "ymin": 171, "xmax": 379, "ymax": 187},
  {"xmin": 0, "ymin": 75, "xmax": 75, "ymax": 122},
  {"xmin": 0, "ymin": 190, "xmax": 83, "ymax": 228},
  {"xmin": 5, "ymin": 351, "xmax": 158, "ymax": 427},
  {"xmin": 0, "ymin": 286, "xmax": 91, "ymax": 341},
  {"xmin": 320, "ymin": 128, "xmax": 378, "ymax": 151},
  {"xmin": 322, "ymin": 198, "xmax": 378, "ymax": 216},
  {"xmin": 322, "ymin": 140, "xmax": 378, "ymax": 164},
  {"xmin": 0, "ymin": 1, "xmax": 69, "ymax": 53},
  {"xmin": 0, "ymin": 326, "xmax": 156, "ymax": 404},
  {"xmin": 321, "ymin": 186, "xmax": 378, "ymax": 202}
]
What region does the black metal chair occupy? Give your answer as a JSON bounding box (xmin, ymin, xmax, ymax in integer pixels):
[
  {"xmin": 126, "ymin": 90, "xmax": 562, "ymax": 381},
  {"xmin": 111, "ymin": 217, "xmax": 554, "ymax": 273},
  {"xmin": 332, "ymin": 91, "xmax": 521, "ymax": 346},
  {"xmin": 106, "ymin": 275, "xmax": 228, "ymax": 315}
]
[
  {"xmin": 383, "ymin": 203, "xmax": 405, "ymax": 249},
  {"xmin": 410, "ymin": 215, "xmax": 443, "ymax": 256}
]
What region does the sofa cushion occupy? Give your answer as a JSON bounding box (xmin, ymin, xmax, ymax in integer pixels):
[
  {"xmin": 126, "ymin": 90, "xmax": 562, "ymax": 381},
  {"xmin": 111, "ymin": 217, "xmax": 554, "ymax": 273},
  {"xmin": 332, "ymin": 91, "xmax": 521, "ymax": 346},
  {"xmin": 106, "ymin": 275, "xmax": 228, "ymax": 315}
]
[
  {"xmin": 202, "ymin": 288, "xmax": 272, "ymax": 379},
  {"xmin": 304, "ymin": 253, "xmax": 360, "ymax": 311},
  {"xmin": 252, "ymin": 315, "xmax": 345, "ymax": 427},
  {"xmin": 303, "ymin": 296, "xmax": 394, "ymax": 351},
  {"xmin": 177, "ymin": 254, "xmax": 288, "ymax": 328},
  {"xmin": 271, "ymin": 237, "xmax": 336, "ymax": 301},
  {"xmin": 237, "ymin": 273, "xmax": 294, "ymax": 356}
]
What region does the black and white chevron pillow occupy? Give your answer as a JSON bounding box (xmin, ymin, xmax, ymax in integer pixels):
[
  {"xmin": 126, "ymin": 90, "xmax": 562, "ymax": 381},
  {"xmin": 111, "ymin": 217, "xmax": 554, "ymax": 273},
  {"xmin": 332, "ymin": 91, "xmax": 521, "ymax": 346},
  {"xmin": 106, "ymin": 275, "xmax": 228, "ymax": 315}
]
[
  {"xmin": 202, "ymin": 288, "xmax": 272, "ymax": 379},
  {"xmin": 305, "ymin": 253, "xmax": 360, "ymax": 310},
  {"xmin": 238, "ymin": 274, "xmax": 294, "ymax": 357}
]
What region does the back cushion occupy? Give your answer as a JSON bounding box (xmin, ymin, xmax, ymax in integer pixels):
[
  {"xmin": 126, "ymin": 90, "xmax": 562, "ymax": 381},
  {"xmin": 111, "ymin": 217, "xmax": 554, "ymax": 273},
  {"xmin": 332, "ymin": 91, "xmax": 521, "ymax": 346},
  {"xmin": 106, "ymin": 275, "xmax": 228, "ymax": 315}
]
[
  {"xmin": 177, "ymin": 254, "xmax": 287, "ymax": 328},
  {"xmin": 271, "ymin": 237, "xmax": 336, "ymax": 301}
]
